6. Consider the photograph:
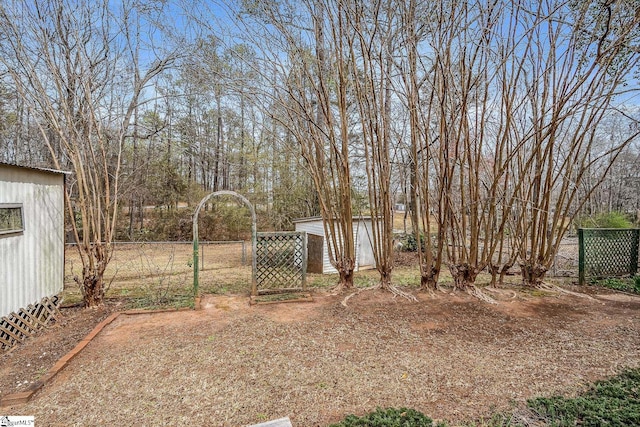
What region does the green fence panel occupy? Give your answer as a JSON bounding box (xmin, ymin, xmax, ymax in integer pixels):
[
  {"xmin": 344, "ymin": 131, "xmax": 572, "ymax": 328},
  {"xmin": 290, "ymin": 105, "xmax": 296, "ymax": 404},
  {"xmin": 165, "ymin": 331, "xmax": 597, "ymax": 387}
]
[
  {"xmin": 255, "ymin": 231, "xmax": 307, "ymax": 294},
  {"xmin": 578, "ymin": 228, "xmax": 640, "ymax": 285}
]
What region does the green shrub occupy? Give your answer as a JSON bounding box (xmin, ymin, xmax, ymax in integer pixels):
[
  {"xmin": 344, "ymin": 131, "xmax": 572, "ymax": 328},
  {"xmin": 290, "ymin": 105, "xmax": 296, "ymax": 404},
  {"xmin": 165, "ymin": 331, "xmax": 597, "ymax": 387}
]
[
  {"xmin": 527, "ymin": 368, "xmax": 640, "ymax": 427},
  {"xmin": 591, "ymin": 277, "xmax": 640, "ymax": 294},
  {"xmin": 329, "ymin": 407, "xmax": 437, "ymax": 427},
  {"xmin": 326, "ymin": 370, "xmax": 640, "ymax": 427},
  {"xmin": 396, "ymin": 234, "xmax": 425, "ymax": 252},
  {"xmin": 576, "ymin": 211, "xmax": 634, "ymax": 229}
]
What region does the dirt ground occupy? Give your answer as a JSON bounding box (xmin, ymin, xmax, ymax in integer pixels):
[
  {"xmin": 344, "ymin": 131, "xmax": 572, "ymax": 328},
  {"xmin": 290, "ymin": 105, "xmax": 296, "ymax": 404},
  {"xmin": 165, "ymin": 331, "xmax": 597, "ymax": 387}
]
[
  {"xmin": 0, "ymin": 302, "xmax": 119, "ymax": 396},
  {"xmin": 1, "ymin": 286, "xmax": 639, "ymax": 426}
]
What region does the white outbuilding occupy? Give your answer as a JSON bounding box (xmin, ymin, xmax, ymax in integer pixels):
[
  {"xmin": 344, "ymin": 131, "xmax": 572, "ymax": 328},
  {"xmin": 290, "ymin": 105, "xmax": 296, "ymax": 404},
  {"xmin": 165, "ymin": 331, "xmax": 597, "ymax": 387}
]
[
  {"xmin": 293, "ymin": 216, "xmax": 377, "ymax": 274},
  {"xmin": 0, "ymin": 162, "xmax": 67, "ymax": 321}
]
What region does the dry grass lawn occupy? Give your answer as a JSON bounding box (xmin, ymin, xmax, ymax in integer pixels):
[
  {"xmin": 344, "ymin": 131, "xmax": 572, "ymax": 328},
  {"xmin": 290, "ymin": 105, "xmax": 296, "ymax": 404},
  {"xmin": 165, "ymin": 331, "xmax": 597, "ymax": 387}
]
[
  {"xmin": 7, "ymin": 287, "xmax": 640, "ymax": 426},
  {"xmin": 1, "ymin": 240, "xmax": 628, "ymax": 425}
]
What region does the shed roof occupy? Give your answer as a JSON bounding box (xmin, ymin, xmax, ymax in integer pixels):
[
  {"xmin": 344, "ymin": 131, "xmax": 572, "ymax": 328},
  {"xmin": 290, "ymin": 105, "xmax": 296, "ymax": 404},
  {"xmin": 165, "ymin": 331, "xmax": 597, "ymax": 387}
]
[
  {"xmin": 0, "ymin": 162, "xmax": 71, "ymax": 176},
  {"xmin": 292, "ymin": 216, "xmax": 373, "ymax": 224}
]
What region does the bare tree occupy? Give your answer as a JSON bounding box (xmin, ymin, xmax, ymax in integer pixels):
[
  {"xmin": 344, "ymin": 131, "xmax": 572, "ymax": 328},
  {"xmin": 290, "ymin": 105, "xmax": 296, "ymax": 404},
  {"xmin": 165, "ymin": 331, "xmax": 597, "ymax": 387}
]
[
  {"xmin": 508, "ymin": 0, "xmax": 640, "ymax": 286},
  {"xmin": 350, "ymin": 0, "xmax": 395, "ymax": 290},
  {"xmin": 395, "ymin": 0, "xmax": 444, "ymax": 292},
  {"xmin": 402, "ymin": 0, "xmax": 508, "ymax": 301},
  {"xmin": 227, "ymin": 0, "xmax": 359, "ymax": 288},
  {"xmin": 331, "ymin": 0, "xmax": 415, "ymax": 299},
  {"xmin": 395, "ymin": 0, "xmax": 639, "ymax": 294},
  {"xmin": 180, "ymin": 0, "xmax": 640, "ymax": 295},
  {"xmin": 0, "ymin": 0, "xmax": 176, "ymax": 306}
]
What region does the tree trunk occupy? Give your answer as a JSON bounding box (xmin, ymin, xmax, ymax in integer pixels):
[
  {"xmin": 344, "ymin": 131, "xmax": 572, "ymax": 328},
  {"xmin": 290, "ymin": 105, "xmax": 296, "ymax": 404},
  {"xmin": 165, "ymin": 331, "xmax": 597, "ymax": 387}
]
[
  {"xmin": 449, "ymin": 263, "xmax": 481, "ymax": 291},
  {"xmin": 76, "ymin": 244, "xmax": 109, "ymax": 307},
  {"xmin": 81, "ymin": 273, "xmax": 104, "ymax": 308},
  {"xmin": 520, "ymin": 261, "xmax": 547, "ymax": 287},
  {"xmin": 379, "ymin": 269, "xmax": 393, "ymax": 289},
  {"xmin": 337, "ymin": 259, "xmax": 355, "ymax": 289},
  {"xmin": 420, "ymin": 266, "xmax": 439, "ymax": 290}
]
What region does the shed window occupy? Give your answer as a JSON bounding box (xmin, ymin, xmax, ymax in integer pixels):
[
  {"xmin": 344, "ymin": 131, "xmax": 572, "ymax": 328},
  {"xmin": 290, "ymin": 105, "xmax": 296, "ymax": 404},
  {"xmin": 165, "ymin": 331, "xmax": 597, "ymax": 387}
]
[{"xmin": 0, "ymin": 204, "xmax": 24, "ymax": 235}]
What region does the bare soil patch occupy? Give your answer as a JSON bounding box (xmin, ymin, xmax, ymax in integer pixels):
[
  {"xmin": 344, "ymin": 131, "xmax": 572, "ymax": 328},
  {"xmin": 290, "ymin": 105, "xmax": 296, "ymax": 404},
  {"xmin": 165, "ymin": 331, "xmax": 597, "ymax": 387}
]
[
  {"xmin": 2, "ymin": 287, "xmax": 639, "ymax": 426},
  {"xmin": 0, "ymin": 302, "xmax": 119, "ymax": 395}
]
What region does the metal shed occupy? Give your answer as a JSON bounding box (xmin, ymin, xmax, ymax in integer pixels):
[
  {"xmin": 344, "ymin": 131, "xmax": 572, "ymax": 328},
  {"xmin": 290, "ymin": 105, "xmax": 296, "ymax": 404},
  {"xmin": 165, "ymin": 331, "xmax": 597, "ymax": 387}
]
[
  {"xmin": 293, "ymin": 216, "xmax": 376, "ymax": 274},
  {"xmin": 0, "ymin": 163, "xmax": 67, "ymax": 319}
]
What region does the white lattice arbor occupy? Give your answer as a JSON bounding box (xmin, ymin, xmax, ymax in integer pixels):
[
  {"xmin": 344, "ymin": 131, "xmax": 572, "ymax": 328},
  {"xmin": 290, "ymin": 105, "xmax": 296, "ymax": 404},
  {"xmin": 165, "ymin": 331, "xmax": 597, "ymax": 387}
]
[
  {"xmin": 192, "ymin": 192, "xmax": 309, "ymax": 301},
  {"xmin": 192, "ymin": 191, "xmax": 257, "ymax": 298}
]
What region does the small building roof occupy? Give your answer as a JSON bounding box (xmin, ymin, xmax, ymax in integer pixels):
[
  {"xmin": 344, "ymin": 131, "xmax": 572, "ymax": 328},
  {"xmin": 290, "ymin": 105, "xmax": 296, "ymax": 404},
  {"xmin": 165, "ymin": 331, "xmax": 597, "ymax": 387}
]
[
  {"xmin": 292, "ymin": 215, "xmax": 373, "ymax": 224},
  {"xmin": 0, "ymin": 161, "xmax": 71, "ymax": 176}
]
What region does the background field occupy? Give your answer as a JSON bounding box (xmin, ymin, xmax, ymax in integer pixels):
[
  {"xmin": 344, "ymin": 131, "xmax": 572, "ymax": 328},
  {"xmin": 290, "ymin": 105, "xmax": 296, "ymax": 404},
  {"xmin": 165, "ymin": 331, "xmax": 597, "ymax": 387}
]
[{"xmin": 63, "ymin": 241, "xmax": 250, "ymax": 307}]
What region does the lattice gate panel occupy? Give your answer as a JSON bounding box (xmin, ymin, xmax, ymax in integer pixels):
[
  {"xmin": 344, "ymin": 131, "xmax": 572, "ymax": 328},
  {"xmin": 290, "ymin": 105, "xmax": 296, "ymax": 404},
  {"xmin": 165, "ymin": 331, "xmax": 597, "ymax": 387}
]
[
  {"xmin": 255, "ymin": 232, "xmax": 307, "ymax": 295},
  {"xmin": 578, "ymin": 228, "xmax": 640, "ymax": 285}
]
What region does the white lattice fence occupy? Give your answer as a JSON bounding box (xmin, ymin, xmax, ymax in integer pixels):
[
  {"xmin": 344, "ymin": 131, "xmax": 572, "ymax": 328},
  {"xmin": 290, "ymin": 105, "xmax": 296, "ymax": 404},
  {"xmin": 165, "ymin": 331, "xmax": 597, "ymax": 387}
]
[{"xmin": 0, "ymin": 296, "xmax": 62, "ymax": 352}]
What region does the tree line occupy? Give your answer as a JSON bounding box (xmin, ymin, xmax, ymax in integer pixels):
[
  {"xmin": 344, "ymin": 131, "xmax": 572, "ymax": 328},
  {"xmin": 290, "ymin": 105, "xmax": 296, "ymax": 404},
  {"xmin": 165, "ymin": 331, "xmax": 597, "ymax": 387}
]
[{"xmin": 0, "ymin": 0, "xmax": 639, "ymax": 306}]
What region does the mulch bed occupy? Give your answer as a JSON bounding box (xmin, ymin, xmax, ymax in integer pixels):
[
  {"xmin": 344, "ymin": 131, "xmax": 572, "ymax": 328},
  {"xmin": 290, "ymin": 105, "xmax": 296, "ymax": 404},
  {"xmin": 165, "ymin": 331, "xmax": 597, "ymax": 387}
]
[{"xmin": 0, "ymin": 302, "xmax": 120, "ymax": 397}]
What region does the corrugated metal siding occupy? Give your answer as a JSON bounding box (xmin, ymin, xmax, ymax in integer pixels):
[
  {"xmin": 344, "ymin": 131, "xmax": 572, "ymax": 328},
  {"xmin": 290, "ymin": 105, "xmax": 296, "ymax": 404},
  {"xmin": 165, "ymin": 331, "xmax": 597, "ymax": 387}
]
[
  {"xmin": 0, "ymin": 166, "xmax": 65, "ymax": 318},
  {"xmin": 294, "ymin": 221, "xmax": 325, "ymax": 237},
  {"xmin": 294, "ymin": 218, "xmax": 377, "ymax": 274},
  {"xmin": 356, "ymin": 220, "xmax": 376, "ymax": 268},
  {"xmin": 323, "ymin": 237, "xmax": 338, "ymax": 274}
]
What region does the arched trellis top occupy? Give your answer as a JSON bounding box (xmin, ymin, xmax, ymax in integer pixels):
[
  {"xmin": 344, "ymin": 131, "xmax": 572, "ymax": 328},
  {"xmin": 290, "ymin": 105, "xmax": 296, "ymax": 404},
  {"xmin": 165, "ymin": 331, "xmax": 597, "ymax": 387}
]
[{"xmin": 192, "ymin": 190, "xmax": 257, "ymax": 299}]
